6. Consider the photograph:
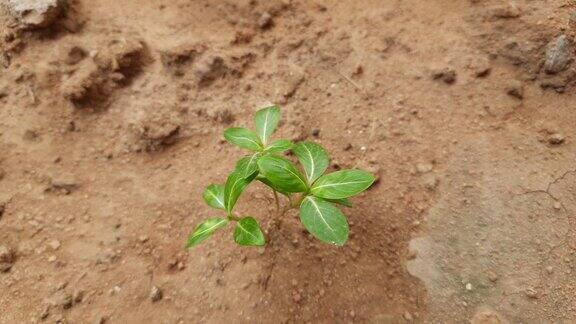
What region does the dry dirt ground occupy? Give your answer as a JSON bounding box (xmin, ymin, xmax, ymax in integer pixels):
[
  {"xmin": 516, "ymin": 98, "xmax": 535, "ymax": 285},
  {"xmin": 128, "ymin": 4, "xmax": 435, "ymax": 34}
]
[{"xmin": 1, "ymin": 0, "xmax": 575, "ymax": 323}]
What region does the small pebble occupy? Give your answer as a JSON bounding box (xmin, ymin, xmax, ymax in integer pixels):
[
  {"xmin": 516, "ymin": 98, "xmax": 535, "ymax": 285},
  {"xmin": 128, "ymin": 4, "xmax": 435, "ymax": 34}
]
[
  {"xmin": 416, "ymin": 163, "xmax": 433, "ymax": 173},
  {"xmin": 487, "ymin": 271, "xmax": 498, "ymax": 282},
  {"xmin": 548, "ymin": 133, "xmax": 565, "ymax": 145},
  {"xmin": 150, "ymin": 286, "xmax": 163, "ymax": 302},
  {"xmin": 258, "ymin": 12, "xmax": 273, "ymax": 29}
]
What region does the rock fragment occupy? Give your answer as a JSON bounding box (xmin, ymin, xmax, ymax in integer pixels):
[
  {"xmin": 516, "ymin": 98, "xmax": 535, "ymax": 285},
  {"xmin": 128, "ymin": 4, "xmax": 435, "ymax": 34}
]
[
  {"xmin": 548, "ymin": 133, "xmax": 565, "ymax": 145},
  {"xmin": 46, "ymin": 175, "xmax": 79, "ymax": 194},
  {"xmin": 544, "ymin": 35, "xmax": 572, "ymax": 74},
  {"xmin": 150, "ymin": 286, "xmax": 163, "ymax": 302},
  {"xmin": 0, "ymin": 245, "xmax": 16, "ymax": 272},
  {"xmin": 2, "ymin": 0, "xmax": 64, "ymax": 28}
]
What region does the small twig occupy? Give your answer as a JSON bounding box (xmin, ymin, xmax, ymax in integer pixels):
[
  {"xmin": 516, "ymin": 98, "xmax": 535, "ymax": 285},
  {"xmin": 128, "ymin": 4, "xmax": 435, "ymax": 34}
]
[{"xmin": 333, "ymin": 68, "xmax": 361, "ymax": 91}]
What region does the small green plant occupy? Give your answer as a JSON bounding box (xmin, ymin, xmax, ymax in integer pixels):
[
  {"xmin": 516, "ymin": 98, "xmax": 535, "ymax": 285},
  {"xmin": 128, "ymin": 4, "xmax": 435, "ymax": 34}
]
[{"xmin": 186, "ymin": 105, "xmax": 375, "ymax": 248}]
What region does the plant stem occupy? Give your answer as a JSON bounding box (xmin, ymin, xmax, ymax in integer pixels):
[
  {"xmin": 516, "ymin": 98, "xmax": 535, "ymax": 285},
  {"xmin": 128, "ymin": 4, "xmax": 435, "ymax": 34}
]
[
  {"xmin": 291, "ymin": 194, "xmax": 306, "ymax": 208},
  {"xmin": 273, "ymin": 190, "xmax": 280, "ymax": 213},
  {"xmin": 227, "ymin": 214, "xmax": 240, "ymax": 221}
]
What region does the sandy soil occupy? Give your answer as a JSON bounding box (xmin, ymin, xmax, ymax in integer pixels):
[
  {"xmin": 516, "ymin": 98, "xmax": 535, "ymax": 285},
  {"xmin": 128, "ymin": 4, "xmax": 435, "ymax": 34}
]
[{"xmin": 1, "ymin": 0, "xmax": 575, "ymax": 323}]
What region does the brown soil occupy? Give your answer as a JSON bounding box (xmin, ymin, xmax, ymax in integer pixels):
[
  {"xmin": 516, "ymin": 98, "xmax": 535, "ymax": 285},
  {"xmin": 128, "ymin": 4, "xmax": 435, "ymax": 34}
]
[{"xmin": 1, "ymin": 0, "xmax": 575, "ymax": 323}]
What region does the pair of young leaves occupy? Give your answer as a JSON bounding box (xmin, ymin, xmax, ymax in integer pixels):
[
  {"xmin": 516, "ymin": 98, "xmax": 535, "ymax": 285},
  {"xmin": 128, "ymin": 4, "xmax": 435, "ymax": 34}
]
[{"xmin": 187, "ymin": 106, "xmax": 374, "ymax": 248}]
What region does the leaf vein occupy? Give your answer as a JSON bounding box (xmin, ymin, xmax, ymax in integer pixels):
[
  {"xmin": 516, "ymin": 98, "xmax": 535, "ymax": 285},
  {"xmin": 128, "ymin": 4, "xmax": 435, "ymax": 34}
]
[
  {"xmin": 314, "ymin": 180, "xmax": 369, "ymax": 190},
  {"xmin": 192, "ymin": 219, "xmax": 226, "ymax": 238}
]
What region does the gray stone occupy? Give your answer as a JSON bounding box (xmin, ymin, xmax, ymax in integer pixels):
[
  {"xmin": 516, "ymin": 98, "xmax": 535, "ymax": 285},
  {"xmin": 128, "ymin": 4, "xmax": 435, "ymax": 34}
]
[
  {"xmin": 2, "ymin": 0, "xmax": 64, "ymax": 28},
  {"xmin": 544, "ymin": 35, "xmax": 572, "ymax": 74},
  {"xmin": 150, "ymin": 285, "xmax": 163, "ymax": 302}
]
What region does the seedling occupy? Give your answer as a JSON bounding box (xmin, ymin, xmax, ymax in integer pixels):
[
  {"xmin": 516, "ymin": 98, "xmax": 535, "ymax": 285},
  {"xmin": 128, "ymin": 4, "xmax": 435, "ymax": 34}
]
[{"xmin": 186, "ymin": 105, "xmax": 375, "ymax": 248}]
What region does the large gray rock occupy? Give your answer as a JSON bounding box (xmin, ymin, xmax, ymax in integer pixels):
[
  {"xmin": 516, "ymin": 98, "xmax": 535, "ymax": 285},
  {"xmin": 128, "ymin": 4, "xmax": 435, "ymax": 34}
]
[
  {"xmin": 544, "ymin": 35, "xmax": 572, "ymax": 74},
  {"xmin": 2, "ymin": 0, "xmax": 63, "ymax": 28}
]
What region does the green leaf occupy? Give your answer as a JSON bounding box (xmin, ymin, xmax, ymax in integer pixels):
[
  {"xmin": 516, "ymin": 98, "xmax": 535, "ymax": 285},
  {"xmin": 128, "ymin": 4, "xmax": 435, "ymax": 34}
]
[
  {"xmin": 257, "ymin": 176, "xmax": 291, "ymax": 195},
  {"xmin": 293, "ymin": 141, "xmax": 329, "ymax": 183},
  {"xmin": 224, "ymin": 171, "xmax": 251, "ymax": 212},
  {"xmin": 299, "ymin": 196, "xmax": 348, "ymax": 246},
  {"xmin": 257, "ymin": 155, "xmax": 308, "ymax": 193},
  {"xmin": 203, "ymin": 184, "xmax": 225, "ymax": 210},
  {"xmin": 311, "ymin": 170, "xmax": 375, "ymax": 199},
  {"xmin": 254, "ymin": 105, "xmax": 280, "ymax": 144},
  {"xmin": 186, "ymin": 217, "xmax": 228, "ymax": 248},
  {"xmin": 224, "ymin": 127, "xmax": 263, "ymax": 151},
  {"xmin": 234, "ymin": 217, "xmax": 265, "ymax": 246},
  {"xmin": 265, "ymin": 139, "xmax": 293, "ymax": 154},
  {"xmin": 235, "ymin": 154, "xmax": 260, "ymax": 178},
  {"xmin": 326, "ymin": 197, "xmax": 353, "ymax": 207}
]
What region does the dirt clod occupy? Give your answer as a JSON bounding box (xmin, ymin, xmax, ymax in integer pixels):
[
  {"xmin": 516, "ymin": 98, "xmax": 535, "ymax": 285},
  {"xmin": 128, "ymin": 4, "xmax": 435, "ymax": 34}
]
[
  {"xmin": 194, "ymin": 55, "xmax": 228, "ymax": 86},
  {"xmin": 492, "ymin": 3, "xmax": 521, "ymax": 19},
  {"xmin": 64, "ymin": 46, "xmax": 87, "ymax": 65},
  {"xmin": 471, "ymin": 308, "xmax": 508, "ymax": 324},
  {"xmin": 416, "ymin": 162, "xmax": 434, "ymax": 174},
  {"xmin": 505, "ymin": 80, "xmax": 524, "ymax": 99},
  {"xmin": 48, "ymin": 239, "xmax": 61, "ymax": 250},
  {"xmin": 160, "ymin": 43, "xmax": 206, "ymax": 76},
  {"xmin": 525, "ymin": 287, "xmax": 539, "ymax": 299},
  {"xmin": 50, "ymin": 291, "xmax": 73, "ymax": 309},
  {"xmin": 258, "ymin": 12, "xmax": 273, "ymax": 29},
  {"xmin": 432, "ymin": 68, "xmax": 456, "ymax": 84},
  {"xmin": 404, "ymin": 311, "xmax": 414, "ymax": 321}
]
